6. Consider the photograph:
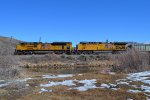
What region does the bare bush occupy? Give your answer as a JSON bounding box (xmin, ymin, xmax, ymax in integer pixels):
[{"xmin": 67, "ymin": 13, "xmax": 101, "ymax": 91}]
[
  {"xmin": 0, "ymin": 56, "xmax": 21, "ymax": 80},
  {"xmin": 111, "ymin": 50, "xmax": 150, "ymax": 73}
]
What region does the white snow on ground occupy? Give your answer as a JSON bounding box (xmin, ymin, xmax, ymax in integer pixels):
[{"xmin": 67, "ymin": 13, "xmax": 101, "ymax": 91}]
[
  {"xmin": 0, "ymin": 83, "xmax": 9, "ymax": 88},
  {"xmin": 71, "ymin": 79, "xmax": 97, "ymax": 91},
  {"xmin": 142, "ymin": 80, "xmax": 150, "ymax": 85},
  {"xmin": 126, "ymin": 71, "xmax": 150, "ymax": 93},
  {"xmin": 117, "ymin": 81, "xmax": 129, "ymax": 85},
  {"xmin": 39, "ymin": 88, "xmax": 52, "ymax": 93},
  {"xmin": 17, "ymin": 78, "xmax": 33, "ymax": 82},
  {"xmin": 40, "ymin": 79, "xmax": 98, "ymax": 92},
  {"xmin": 127, "ymin": 89, "xmax": 142, "ymax": 93},
  {"xmin": 116, "ymin": 71, "xmax": 150, "ymax": 95},
  {"xmin": 145, "ymin": 93, "xmax": 150, "ymax": 100},
  {"xmin": 78, "ymin": 74, "xmax": 83, "ymax": 76},
  {"xmin": 38, "ymin": 71, "xmax": 150, "ymax": 94},
  {"xmin": 42, "ymin": 74, "xmax": 73, "ymax": 79},
  {"xmin": 0, "ymin": 80, "xmax": 5, "ymax": 82},
  {"xmin": 127, "ymin": 71, "xmax": 150, "ymax": 82},
  {"xmin": 26, "ymin": 84, "xmax": 29, "ymax": 87},
  {"xmin": 77, "ymin": 79, "xmax": 97, "ymax": 85},
  {"xmin": 111, "ymin": 88, "xmax": 118, "ymax": 90},
  {"xmin": 127, "ymin": 98, "xmax": 133, "ymax": 100},
  {"xmin": 131, "ymin": 85, "xmax": 138, "ymax": 88},
  {"xmin": 100, "ymin": 83, "xmax": 110, "ymax": 88},
  {"xmin": 146, "ymin": 97, "xmax": 150, "ymax": 100},
  {"xmin": 108, "ymin": 72, "xmax": 116, "ymax": 75},
  {"xmin": 0, "ymin": 77, "xmax": 33, "ymax": 88},
  {"xmin": 100, "ymin": 83, "xmax": 118, "ymax": 90},
  {"xmin": 40, "ymin": 80, "xmax": 76, "ymax": 87},
  {"xmin": 100, "ymin": 71, "xmax": 150, "ymax": 95},
  {"xmin": 40, "ymin": 78, "xmax": 119, "ymax": 92},
  {"xmin": 109, "ymin": 83, "xmax": 117, "ymax": 87},
  {"xmin": 141, "ymin": 85, "xmax": 150, "ymax": 93}
]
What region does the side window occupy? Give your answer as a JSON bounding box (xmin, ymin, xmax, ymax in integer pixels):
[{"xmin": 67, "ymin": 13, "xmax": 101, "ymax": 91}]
[
  {"xmin": 62, "ymin": 46, "xmax": 64, "ymax": 49},
  {"xmin": 67, "ymin": 46, "xmax": 70, "ymax": 49},
  {"xmin": 34, "ymin": 44, "xmax": 37, "ymax": 47},
  {"xmin": 42, "ymin": 44, "xmax": 45, "ymax": 48},
  {"xmin": 76, "ymin": 45, "xmax": 78, "ymax": 49},
  {"xmin": 21, "ymin": 43, "xmax": 25, "ymax": 46}
]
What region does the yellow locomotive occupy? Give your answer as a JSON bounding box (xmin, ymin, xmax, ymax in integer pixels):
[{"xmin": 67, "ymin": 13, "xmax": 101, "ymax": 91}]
[
  {"xmin": 15, "ymin": 42, "xmax": 72, "ymax": 54},
  {"xmin": 76, "ymin": 42, "xmax": 127, "ymax": 54},
  {"xmin": 15, "ymin": 41, "xmax": 127, "ymax": 54}
]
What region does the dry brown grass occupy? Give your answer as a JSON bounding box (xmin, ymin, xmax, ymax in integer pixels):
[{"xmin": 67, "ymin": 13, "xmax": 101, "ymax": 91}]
[
  {"xmin": 15, "ymin": 72, "xmax": 145, "ymax": 100},
  {"xmin": 17, "ymin": 89, "xmax": 146, "ymax": 100},
  {"xmin": 0, "ymin": 71, "xmax": 147, "ymax": 100}
]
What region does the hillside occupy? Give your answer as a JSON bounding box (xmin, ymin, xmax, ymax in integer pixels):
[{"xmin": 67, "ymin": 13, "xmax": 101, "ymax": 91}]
[{"xmin": 0, "ymin": 36, "xmax": 21, "ymax": 55}]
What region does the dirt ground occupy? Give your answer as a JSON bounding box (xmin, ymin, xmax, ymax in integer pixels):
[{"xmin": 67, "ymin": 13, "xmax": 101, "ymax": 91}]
[{"xmin": 0, "ymin": 67, "xmax": 148, "ymax": 100}]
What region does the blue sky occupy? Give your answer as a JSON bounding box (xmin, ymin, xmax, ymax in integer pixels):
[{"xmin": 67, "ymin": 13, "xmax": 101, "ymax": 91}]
[{"xmin": 0, "ymin": 0, "xmax": 150, "ymax": 46}]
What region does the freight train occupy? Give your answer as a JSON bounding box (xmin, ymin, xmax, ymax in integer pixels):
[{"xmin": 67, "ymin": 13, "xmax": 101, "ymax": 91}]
[{"xmin": 14, "ymin": 41, "xmax": 128, "ymax": 55}]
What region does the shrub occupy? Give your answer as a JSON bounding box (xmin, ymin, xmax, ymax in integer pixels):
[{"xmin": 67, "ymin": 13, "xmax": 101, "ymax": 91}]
[{"xmin": 111, "ymin": 49, "xmax": 150, "ymax": 73}]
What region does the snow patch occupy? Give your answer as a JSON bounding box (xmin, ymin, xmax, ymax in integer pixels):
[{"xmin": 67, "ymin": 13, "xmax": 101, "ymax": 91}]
[
  {"xmin": 127, "ymin": 71, "xmax": 150, "ymax": 82},
  {"xmin": 100, "ymin": 84, "xmax": 110, "ymax": 88},
  {"xmin": 78, "ymin": 74, "xmax": 83, "ymax": 76},
  {"xmin": 39, "ymin": 88, "xmax": 52, "ymax": 93},
  {"xmin": 114, "ymin": 71, "xmax": 150, "ymax": 95},
  {"xmin": 0, "ymin": 83, "xmax": 9, "ymax": 88},
  {"xmin": 100, "ymin": 83, "xmax": 118, "ymax": 90},
  {"xmin": 127, "ymin": 98, "xmax": 133, "ymax": 100},
  {"xmin": 109, "ymin": 72, "xmax": 116, "ymax": 75},
  {"xmin": 26, "ymin": 84, "xmax": 29, "ymax": 87},
  {"xmin": 117, "ymin": 81, "xmax": 129, "ymax": 85},
  {"xmin": 141, "ymin": 85, "xmax": 150, "ymax": 93},
  {"xmin": 40, "ymin": 79, "xmax": 98, "ymax": 92},
  {"xmin": 42, "ymin": 74, "xmax": 73, "ymax": 79},
  {"xmin": 127, "ymin": 89, "xmax": 142, "ymax": 93},
  {"xmin": 0, "ymin": 80, "xmax": 5, "ymax": 82},
  {"xmin": 71, "ymin": 79, "xmax": 97, "ymax": 91},
  {"xmin": 40, "ymin": 80, "xmax": 76, "ymax": 87},
  {"xmin": 17, "ymin": 78, "xmax": 33, "ymax": 82},
  {"xmin": 109, "ymin": 83, "xmax": 117, "ymax": 87},
  {"xmin": 111, "ymin": 88, "xmax": 118, "ymax": 90},
  {"xmin": 146, "ymin": 97, "xmax": 150, "ymax": 100}
]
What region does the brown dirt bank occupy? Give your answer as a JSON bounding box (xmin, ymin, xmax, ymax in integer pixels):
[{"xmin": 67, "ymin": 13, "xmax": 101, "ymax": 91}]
[{"xmin": 17, "ymin": 54, "xmax": 113, "ymax": 74}]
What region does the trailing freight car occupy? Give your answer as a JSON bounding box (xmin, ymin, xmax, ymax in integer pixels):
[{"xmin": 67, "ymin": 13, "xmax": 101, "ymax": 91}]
[
  {"xmin": 130, "ymin": 43, "xmax": 150, "ymax": 52},
  {"xmin": 76, "ymin": 42, "xmax": 127, "ymax": 54},
  {"xmin": 14, "ymin": 42, "xmax": 72, "ymax": 54}
]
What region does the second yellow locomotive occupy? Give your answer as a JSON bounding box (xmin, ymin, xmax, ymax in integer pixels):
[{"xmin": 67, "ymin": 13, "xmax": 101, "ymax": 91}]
[{"xmin": 76, "ymin": 42, "xmax": 127, "ymax": 54}]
